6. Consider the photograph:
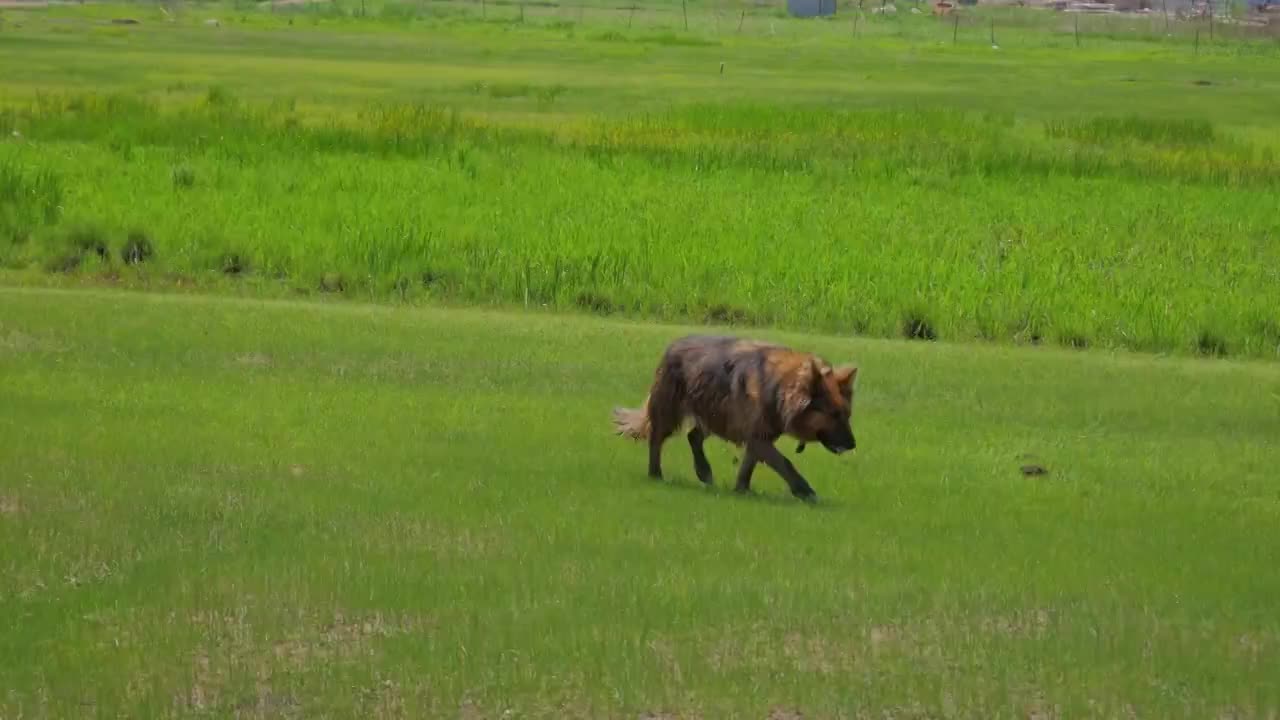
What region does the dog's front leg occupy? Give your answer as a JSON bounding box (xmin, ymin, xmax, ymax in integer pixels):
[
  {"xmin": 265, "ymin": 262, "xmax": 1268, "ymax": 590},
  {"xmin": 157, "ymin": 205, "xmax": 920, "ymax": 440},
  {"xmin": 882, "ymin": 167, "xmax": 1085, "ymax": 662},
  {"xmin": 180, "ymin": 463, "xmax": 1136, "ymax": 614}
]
[
  {"xmin": 753, "ymin": 441, "xmax": 817, "ymax": 501},
  {"xmin": 734, "ymin": 445, "xmax": 758, "ymax": 494}
]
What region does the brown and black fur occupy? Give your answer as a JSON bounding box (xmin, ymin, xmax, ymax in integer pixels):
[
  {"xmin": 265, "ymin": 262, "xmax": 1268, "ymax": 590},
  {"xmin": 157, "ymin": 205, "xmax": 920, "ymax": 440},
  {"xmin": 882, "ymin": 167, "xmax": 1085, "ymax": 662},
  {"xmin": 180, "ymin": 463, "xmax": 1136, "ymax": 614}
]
[{"xmin": 612, "ymin": 335, "xmax": 858, "ymax": 502}]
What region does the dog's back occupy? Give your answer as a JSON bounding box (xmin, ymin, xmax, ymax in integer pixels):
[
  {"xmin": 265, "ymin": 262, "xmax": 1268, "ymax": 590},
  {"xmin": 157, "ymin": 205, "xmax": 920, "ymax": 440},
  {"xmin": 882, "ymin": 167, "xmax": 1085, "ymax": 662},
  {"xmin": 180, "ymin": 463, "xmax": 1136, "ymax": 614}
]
[{"xmin": 652, "ymin": 335, "xmax": 804, "ymax": 444}]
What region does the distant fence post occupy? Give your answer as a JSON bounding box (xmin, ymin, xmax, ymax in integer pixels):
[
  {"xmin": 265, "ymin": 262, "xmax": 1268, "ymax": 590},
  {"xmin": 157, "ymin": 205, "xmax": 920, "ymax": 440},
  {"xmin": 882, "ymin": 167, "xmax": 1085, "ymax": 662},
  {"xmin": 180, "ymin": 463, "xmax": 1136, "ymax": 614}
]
[
  {"xmin": 990, "ymin": 17, "xmax": 995, "ymax": 44},
  {"xmin": 737, "ymin": 8, "xmax": 745, "ymax": 31},
  {"xmin": 629, "ymin": 4, "xmax": 636, "ymax": 26},
  {"xmin": 1074, "ymin": 12, "xmax": 1079, "ymax": 46},
  {"xmin": 520, "ymin": 0, "xmax": 525, "ymax": 21},
  {"xmin": 1195, "ymin": 27, "xmax": 1200, "ymax": 53},
  {"xmin": 682, "ymin": 0, "xmax": 689, "ymax": 30},
  {"xmin": 953, "ymin": 12, "xmax": 958, "ymax": 42}
]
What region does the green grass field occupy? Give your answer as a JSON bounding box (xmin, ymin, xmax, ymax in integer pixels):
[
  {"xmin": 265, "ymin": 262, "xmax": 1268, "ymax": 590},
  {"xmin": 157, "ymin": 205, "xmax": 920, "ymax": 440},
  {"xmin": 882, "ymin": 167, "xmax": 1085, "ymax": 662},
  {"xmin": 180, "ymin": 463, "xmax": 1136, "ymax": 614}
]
[
  {"xmin": 2, "ymin": 1, "xmax": 1279, "ymax": 356},
  {"xmin": 2, "ymin": 286, "xmax": 1278, "ymax": 718},
  {"xmin": 2, "ymin": 1, "xmax": 1280, "ymax": 716}
]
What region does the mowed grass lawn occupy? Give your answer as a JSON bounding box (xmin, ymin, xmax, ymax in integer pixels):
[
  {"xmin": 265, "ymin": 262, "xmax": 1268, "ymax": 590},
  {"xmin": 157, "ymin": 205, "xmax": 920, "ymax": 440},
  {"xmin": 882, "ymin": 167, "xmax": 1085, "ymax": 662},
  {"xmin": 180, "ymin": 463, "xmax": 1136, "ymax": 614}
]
[{"xmin": 2, "ymin": 287, "xmax": 1278, "ymax": 717}]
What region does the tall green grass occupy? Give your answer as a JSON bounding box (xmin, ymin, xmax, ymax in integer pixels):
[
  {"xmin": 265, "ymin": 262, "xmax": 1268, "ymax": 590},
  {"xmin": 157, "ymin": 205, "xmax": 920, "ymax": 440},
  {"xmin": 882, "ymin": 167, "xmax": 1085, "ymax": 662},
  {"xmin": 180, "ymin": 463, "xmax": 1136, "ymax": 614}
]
[
  {"xmin": 3, "ymin": 92, "xmax": 1277, "ymax": 358},
  {"xmin": 0, "ymin": 163, "xmax": 61, "ymax": 242}
]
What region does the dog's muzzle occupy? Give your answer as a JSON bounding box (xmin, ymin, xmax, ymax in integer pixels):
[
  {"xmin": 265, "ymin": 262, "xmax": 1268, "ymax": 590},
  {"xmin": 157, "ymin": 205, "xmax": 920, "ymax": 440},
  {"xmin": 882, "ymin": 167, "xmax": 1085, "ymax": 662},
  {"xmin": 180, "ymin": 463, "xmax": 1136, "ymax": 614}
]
[{"xmin": 822, "ymin": 436, "xmax": 856, "ymax": 455}]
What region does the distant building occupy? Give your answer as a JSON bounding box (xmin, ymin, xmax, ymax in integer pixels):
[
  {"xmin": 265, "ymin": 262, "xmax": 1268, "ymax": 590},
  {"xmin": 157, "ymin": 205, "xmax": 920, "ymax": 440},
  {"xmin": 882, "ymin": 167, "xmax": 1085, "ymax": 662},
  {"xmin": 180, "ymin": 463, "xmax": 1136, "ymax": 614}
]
[{"xmin": 787, "ymin": 0, "xmax": 838, "ymax": 16}]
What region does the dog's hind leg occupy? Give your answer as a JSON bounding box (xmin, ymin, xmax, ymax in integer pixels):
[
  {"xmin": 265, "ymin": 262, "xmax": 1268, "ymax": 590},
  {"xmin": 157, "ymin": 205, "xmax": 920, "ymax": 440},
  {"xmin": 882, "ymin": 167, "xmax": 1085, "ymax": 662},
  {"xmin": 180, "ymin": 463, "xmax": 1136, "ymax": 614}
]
[
  {"xmin": 687, "ymin": 425, "xmax": 713, "ymax": 486},
  {"xmin": 648, "ymin": 429, "xmax": 669, "ymax": 480},
  {"xmin": 644, "ymin": 366, "xmax": 685, "ymax": 480},
  {"xmin": 647, "ymin": 407, "xmax": 681, "ymax": 480}
]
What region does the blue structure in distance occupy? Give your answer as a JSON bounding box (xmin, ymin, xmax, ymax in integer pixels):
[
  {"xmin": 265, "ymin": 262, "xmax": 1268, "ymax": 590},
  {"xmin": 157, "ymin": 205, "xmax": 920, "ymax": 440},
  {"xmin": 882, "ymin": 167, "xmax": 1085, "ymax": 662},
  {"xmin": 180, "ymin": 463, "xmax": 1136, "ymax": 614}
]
[{"xmin": 788, "ymin": 0, "xmax": 838, "ymax": 17}]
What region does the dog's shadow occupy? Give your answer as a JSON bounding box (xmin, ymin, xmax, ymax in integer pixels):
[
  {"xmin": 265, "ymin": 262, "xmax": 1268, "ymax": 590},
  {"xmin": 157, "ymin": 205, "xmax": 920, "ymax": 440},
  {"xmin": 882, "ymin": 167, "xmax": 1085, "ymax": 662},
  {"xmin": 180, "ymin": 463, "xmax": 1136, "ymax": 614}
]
[{"xmin": 640, "ymin": 473, "xmax": 845, "ymax": 511}]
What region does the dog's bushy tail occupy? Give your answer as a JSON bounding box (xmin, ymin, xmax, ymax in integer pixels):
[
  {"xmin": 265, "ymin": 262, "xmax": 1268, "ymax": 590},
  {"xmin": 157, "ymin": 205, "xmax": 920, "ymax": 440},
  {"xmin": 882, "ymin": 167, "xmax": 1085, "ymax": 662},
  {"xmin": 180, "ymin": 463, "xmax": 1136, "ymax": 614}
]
[{"xmin": 612, "ymin": 396, "xmax": 651, "ymax": 440}]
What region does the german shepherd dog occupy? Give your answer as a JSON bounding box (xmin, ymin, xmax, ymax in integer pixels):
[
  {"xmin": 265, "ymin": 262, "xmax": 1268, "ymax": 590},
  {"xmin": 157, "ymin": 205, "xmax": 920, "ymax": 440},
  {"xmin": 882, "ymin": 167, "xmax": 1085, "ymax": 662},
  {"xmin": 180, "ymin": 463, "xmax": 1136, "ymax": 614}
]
[{"xmin": 613, "ymin": 335, "xmax": 857, "ymax": 502}]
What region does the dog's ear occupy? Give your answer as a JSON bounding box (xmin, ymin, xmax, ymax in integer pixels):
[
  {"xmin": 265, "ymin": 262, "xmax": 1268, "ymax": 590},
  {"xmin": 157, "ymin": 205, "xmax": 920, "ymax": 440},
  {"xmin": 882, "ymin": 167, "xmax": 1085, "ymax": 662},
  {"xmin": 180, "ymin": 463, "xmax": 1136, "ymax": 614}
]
[
  {"xmin": 832, "ymin": 366, "xmax": 858, "ymax": 397},
  {"xmin": 812, "ymin": 360, "xmax": 834, "ymax": 394}
]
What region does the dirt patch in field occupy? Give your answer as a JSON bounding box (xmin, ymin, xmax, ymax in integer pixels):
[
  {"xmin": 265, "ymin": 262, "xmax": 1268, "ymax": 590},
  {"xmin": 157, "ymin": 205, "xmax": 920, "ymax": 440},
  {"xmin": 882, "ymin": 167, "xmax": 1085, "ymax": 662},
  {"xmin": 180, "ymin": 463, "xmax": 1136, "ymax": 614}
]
[
  {"xmin": 361, "ymin": 515, "xmax": 510, "ymax": 560},
  {"xmin": 270, "ymin": 611, "xmax": 419, "ymax": 668},
  {"xmin": 0, "ymin": 330, "xmax": 34, "ymax": 352},
  {"xmin": 0, "ymin": 328, "xmax": 65, "ymax": 355},
  {"xmin": 0, "ymin": 494, "xmax": 21, "ymax": 516},
  {"xmin": 233, "ymin": 352, "xmax": 274, "ymax": 368},
  {"xmin": 706, "ymin": 610, "xmax": 1057, "ymax": 678},
  {"xmin": 978, "ymin": 608, "xmax": 1054, "ymax": 639},
  {"xmin": 180, "ymin": 609, "xmax": 430, "ymax": 717}
]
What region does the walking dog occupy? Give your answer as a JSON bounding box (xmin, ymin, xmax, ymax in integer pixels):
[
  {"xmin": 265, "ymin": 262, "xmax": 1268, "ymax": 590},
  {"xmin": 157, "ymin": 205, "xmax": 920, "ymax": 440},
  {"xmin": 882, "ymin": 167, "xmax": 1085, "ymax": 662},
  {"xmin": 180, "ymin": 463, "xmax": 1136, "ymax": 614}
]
[{"xmin": 613, "ymin": 335, "xmax": 857, "ymax": 501}]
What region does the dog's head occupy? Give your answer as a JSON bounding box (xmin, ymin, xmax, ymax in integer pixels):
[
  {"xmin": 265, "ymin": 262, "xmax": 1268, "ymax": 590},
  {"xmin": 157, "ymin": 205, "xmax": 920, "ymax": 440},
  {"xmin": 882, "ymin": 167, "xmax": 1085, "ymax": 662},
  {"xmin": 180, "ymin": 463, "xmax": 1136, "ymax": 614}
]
[{"xmin": 786, "ymin": 360, "xmax": 858, "ymax": 455}]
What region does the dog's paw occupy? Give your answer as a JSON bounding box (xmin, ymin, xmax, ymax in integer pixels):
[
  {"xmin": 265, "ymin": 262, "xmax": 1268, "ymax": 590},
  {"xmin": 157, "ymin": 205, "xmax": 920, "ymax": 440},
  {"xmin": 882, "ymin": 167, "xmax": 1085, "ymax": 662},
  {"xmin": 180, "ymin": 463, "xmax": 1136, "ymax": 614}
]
[{"xmin": 794, "ymin": 488, "xmax": 818, "ymax": 503}]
